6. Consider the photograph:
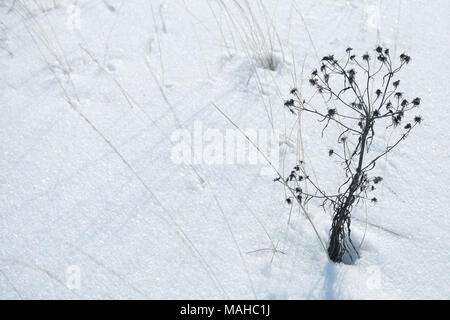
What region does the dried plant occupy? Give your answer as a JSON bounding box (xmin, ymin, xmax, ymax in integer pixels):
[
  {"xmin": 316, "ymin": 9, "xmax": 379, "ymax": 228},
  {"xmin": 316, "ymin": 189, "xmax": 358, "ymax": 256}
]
[{"xmin": 281, "ymin": 46, "xmax": 422, "ymax": 263}]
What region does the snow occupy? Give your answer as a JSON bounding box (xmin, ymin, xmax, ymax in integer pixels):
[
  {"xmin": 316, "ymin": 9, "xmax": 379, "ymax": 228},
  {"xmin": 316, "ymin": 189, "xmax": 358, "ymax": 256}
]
[{"xmin": 0, "ymin": 0, "xmax": 449, "ymax": 299}]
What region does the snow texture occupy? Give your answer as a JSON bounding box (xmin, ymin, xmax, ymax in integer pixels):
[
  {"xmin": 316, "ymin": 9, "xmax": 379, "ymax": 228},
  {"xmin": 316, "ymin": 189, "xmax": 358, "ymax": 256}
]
[{"xmin": 0, "ymin": 0, "xmax": 449, "ymax": 299}]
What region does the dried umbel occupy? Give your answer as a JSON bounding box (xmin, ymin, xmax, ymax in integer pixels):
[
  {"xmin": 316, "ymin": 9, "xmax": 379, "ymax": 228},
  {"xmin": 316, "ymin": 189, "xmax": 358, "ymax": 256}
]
[{"xmin": 281, "ymin": 47, "xmax": 422, "ymax": 263}]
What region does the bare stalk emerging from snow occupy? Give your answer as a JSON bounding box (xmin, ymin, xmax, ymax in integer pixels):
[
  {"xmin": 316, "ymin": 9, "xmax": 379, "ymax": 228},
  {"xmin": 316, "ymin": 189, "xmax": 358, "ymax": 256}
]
[{"xmin": 282, "ymin": 46, "xmax": 422, "ymax": 263}]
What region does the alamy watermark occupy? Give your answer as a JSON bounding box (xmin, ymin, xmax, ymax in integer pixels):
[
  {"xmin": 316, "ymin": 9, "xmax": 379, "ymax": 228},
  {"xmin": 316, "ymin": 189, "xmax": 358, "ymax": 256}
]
[
  {"xmin": 66, "ymin": 264, "xmax": 81, "ymax": 290},
  {"xmin": 366, "ymin": 265, "xmax": 382, "ymax": 290},
  {"xmin": 65, "ymin": 2, "xmax": 81, "ymax": 31},
  {"xmin": 170, "ymin": 121, "xmax": 280, "ymax": 176}
]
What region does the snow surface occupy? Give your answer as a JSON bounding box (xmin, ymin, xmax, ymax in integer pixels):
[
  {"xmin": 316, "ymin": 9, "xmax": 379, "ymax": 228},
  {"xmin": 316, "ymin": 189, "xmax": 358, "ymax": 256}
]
[{"xmin": 0, "ymin": 0, "xmax": 449, "ymax": 299}]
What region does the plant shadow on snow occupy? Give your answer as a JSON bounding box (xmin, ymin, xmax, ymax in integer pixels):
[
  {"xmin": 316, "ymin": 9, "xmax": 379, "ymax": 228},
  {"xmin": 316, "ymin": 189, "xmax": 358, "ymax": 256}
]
[
  {"xmin": 322, "ymin": 260, "xmax": 361, "ymax": 299},
  {"xmin": 323, "ymin": 262, "xmax": 339, "ymax": 299},
  {"xmin": 215, "ymin": 52, "xmax": 288, "ymax": 101},
  {"xmin": 255, "ymin": 52, "xmax": 280, "ymax": 71}
]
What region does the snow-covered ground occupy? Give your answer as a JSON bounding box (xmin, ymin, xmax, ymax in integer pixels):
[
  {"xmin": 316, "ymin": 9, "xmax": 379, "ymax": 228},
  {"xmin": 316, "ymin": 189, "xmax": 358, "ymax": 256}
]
[{"xmin": 0, "ymin": 0, "xmax": 449, "ymax": 299}]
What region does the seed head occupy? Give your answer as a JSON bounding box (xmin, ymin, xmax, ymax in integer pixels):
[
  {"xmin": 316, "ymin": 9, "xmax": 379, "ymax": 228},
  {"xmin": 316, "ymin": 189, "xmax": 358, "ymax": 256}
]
[
  {"xmin": 377, "ymin": 55, "xmax": 387, "ymax": 62},
  {"xmin": 373, "ymin": 176, "xmax": 383, "ymax": 184},
  {"xmin": 400, "ymin": 53, "xmax": 411, "ymax": 64},
  {"xmin": 327, "ymin": 109, "xmax": 336, "ymax": 117},
  {"xmin": 284, "ymin": 99, "xmax": 295, "ymax": 107},
  {"xmin": 412, "ymin": 97, "xmax": 421, "ymax": 106}
]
